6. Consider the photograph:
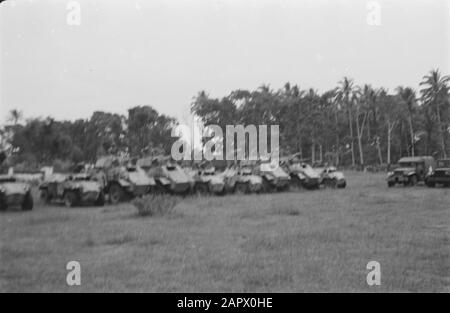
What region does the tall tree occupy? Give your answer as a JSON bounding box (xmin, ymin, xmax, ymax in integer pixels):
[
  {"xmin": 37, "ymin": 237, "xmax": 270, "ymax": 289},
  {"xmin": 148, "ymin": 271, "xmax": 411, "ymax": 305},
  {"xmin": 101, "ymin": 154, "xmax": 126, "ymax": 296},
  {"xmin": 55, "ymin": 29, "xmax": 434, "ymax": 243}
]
[
  {"xmin": 336, "ymin": 77, "xmax": 357, "ymax": 166},
  {"xmin": 420, "ymin": 69, "xmax": 450, "ymax": 158},
  {"xmin": 8, "ymin": 109, "xmax": 23, "ymax": 125},
  {"xmin": 396, "ymin": 86, "xmax": 417, "ymax": 157},
  {"xmin": 127, "ymin": 106, "xmax": 176, "ymax": 156}
]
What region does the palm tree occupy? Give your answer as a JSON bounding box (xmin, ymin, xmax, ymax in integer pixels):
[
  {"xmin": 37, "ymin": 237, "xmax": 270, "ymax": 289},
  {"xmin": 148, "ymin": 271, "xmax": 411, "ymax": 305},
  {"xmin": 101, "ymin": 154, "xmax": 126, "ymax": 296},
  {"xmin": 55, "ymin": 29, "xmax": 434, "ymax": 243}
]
[
  {"xmin": 378, "ymin": 89, "xmax": 399, "ymax": 166},
  {"xmin": 396, "ymin": 86, "xmax": 417, "ymax": 156},
  {"xmin": 336, "ymin": 77, "xmax": 357, "ymax": 166},
  {"xmin": 420, "ymin": 69, "xmax": 450, "ymax": 158},
  {"xmin": 8, "ymin": 109, "xmax": 23, "ymax": 125},
  {"xmin": 354, "ymin": 84, "xmax": 375, "ymax": 166}
]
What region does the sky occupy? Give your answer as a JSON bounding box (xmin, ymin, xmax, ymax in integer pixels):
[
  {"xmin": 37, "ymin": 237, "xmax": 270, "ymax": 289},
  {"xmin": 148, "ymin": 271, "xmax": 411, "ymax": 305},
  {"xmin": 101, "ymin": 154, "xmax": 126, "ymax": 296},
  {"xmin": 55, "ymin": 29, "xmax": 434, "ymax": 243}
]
[{"xmin": 0, "ymin": 0, "xmax": 449, "ymax": 126}]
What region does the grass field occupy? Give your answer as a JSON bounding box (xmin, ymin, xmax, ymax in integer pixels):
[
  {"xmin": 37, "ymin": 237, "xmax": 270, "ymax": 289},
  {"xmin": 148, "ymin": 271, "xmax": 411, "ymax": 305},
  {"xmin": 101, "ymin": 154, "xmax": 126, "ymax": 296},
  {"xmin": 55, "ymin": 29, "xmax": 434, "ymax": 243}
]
[{"xmin": 1, "ymin": 172, "xmax": 449, "ymax": 292}]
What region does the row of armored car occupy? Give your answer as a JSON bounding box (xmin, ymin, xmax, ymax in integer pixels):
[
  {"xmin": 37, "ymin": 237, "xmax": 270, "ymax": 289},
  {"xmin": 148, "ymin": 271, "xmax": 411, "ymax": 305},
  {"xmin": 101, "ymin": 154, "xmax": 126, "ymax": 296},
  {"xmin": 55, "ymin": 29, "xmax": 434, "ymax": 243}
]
[{"xmin": 31, "ymin": 154, "xmax": 346, "ymax": 208}]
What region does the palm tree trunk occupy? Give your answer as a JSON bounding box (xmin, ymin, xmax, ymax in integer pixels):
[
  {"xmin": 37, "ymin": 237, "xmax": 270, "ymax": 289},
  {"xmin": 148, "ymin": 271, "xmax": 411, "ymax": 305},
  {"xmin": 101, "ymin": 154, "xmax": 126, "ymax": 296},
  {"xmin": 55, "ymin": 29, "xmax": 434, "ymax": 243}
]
[
  {"xmin": 319, "ymin": 144, "xmax": 323, "ymax": 163},
  {"xmin": 376, "ymin": 137, "xmax": 383, "ymax": 165},
  {"xmin": 355, "ymin": 110, "xmax": 367, "ymax": 167},
  {"xmin": 335, "ymin": 109, "xmax": 340, "ymax": 166},
  {"xmin": 387, "ymin": 120, "xmax": 396, "ymax": 166},
  {"xmin": 409, "ymin": 116, "xmax": 415, "ymax": 157},
  {"xmin": 387, "ymin": 125, "xmax": 391, "ymax": 166},
  {"xmin": 348, "ymin": 107, "xmax": 355, "ymax": 166},
  {"xmin": 357, "ymin": 134, "xmax": 364, "ymax": 166},
  {"xmin": 436, "ymin": 106, "xmax": 447, "ymax": 158}
]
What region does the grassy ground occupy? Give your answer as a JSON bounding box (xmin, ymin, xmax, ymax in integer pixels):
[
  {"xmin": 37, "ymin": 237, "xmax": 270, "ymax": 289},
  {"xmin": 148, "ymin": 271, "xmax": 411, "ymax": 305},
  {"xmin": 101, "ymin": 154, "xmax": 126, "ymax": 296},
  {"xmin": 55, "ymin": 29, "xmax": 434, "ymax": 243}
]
[{"xmin": 1, "ymin": 172, "xmax": 449, "ymax": 292}]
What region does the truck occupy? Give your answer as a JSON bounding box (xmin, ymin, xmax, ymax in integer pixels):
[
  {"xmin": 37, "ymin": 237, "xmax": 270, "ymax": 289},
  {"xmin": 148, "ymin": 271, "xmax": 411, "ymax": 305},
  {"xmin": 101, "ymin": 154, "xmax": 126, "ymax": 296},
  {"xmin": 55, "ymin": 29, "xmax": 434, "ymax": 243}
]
[
  {"xmin": 387, "ymin": 156, "xmax": 436, "ymax": 187},
  {"xmin": 425, "ymin": 159, "xmax": 450, "ymax": 187}
]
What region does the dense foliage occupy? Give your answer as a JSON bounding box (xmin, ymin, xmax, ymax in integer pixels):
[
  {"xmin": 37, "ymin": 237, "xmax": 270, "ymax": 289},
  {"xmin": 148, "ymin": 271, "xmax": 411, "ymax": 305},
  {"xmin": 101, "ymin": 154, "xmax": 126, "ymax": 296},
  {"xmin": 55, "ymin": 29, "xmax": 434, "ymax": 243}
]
[
  {"xmin": 192, "ymin": 69, "xmax": 450, "ymax": 167},
  {"xmin": 0, "ymin": 106, "xmax": 176, "ymax": 171},
  {"xmin": 1, "ymin": 69, "xmax": 449, "ymax": 171}
]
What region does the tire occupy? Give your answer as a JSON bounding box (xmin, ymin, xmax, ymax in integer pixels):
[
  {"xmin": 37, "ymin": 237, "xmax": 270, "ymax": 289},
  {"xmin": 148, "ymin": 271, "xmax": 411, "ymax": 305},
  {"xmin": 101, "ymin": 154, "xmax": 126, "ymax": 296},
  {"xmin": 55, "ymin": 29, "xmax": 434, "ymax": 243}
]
[
  {"xmin": 95, "ymin": 192, "xmax": 105, "ymax": 206},
  {"xmin": 64, "ymin": 191, "xmax": 77, "ymax": 208},
  {"xmin": 21, "ymin": 192, "xmax": 33, "ymax": 211},
  {"xmin": 325, "ymin": 179, "xmax": 337, "ymax": 189},
  {"xmin": 154, "ymin": 182, "xmax": 167, "ymax": 195},
  {"xmin": 409, "ymin": 175, "xmax": 418, "ymax": 186},
  {"xmin": 0, "ymin": 195, "xmax": 6, "ymax": 211},
  {"xmin": 235, "ymin": 182, "xmax": 249, "ymax": 194},
  {"xmin": 40, "ymin": 189, "xmax": 51, "ymax": 204},
  {"xmin": 109, "ymin": 184, "xmax": 124, "ymax": 204},
  {"xmin": 195, "ymin": 183, "xmax": 209, "ymax": 195},
  {"xmin": 262, "ymin": 178, "xmax": 274, "ymax": 193},
  {"xmin": 426, "ymin": 180, "xmax": 435, "ymax": 188},
  {"xmin": 290, "ymin": 176, "xmax": 302, "ymax": 189},
  {"xmin": 277, "ymin": 184, "xmax": 290, "ymax": 192},
  {"xmin": 338, "ymin": 181, "xmax": 347, "ymax": 189},
  {"xmin": 387, "ymin": 181, "xmax": 394, "ymax": 188}
]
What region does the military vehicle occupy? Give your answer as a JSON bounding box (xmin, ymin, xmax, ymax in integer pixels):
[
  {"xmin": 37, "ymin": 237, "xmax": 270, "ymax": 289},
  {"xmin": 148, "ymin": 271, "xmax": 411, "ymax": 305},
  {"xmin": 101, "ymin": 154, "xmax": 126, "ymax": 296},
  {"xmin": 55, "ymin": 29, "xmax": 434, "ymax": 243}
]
[
  {"xmin": 232, "ymin": 166, "xmax": 264, "ymax": 194},
  {"xmin": 220, "ymin": 166, "xmax": 239, "ymax": 193},
  {"xmin": 183, "ymin": 161, "xmax": 226, "ymax": 195},
  {"xmin": 189, "ymin": 166, "xmax": 227, "ymax": 195},
  {"xmin": 318, "ymin": 166, "xmax": 347, "ymax": 188},
  {"xmin": 425, "ymin": 159, "xmax": 450, "ymax": 187},
  {"xmin": 0, "ymin": 175, "xmax": 33, "ymax": 211},
  {"xmin": 94, "ymin": 156, "xmax": 155, "ymax": 204},
  {"xmin": 39, "ymin": 173, "xmax": 105, "ymax": 207},
  {"xmin": 138, "ymin": 156, "xmax": 192, "ymax": 195},
  {"xmin": 387, "ymin": 156, "xmax": 436, "ymax": 187},
  {"xmin": 282, "ymin": 155, "xmax": 321, "ymax": 189},
  {"xmin": 257, "ymin": 160, "xmax": 290, "ymax": 192}
]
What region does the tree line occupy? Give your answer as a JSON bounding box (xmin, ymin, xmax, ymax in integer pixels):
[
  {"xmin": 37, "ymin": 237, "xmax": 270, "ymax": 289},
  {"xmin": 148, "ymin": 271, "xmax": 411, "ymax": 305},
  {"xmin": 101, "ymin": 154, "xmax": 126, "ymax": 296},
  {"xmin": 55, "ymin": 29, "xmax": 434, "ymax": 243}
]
[
  {"xmin": 0, "ymin": 106, "xmax": 176, "ymax": 172},
  {"xmin": 0, "ymin": 69, "xmax": 449, "ymax": 172},
  {"xmin": 192, "ymin": 69, "xmax": 450, "ymax": 168}
]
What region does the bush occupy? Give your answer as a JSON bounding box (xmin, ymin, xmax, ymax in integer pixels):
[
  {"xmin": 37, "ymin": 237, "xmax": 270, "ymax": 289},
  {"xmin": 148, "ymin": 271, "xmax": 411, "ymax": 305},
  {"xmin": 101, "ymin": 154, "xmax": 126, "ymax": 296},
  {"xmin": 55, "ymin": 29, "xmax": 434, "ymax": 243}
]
[{"xmin": 132, "ymin": 194, "xmax": 180, "ymax": 217}]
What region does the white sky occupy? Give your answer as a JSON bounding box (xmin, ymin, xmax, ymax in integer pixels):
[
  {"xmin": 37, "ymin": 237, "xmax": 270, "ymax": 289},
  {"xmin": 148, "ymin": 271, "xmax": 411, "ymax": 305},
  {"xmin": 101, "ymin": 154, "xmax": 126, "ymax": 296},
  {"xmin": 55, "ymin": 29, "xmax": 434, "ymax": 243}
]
[{"xmin": 0, "ymin": 0, "xmax": 449, "ymax": 125}]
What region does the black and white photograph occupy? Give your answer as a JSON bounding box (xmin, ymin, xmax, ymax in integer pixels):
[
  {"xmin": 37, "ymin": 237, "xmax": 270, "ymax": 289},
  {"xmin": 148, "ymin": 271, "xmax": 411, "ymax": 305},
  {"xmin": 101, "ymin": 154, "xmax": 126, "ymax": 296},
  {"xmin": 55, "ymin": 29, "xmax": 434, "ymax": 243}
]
[{"xmin": 0, "ymin": 0, "xmax": 449, "ymax": 296}]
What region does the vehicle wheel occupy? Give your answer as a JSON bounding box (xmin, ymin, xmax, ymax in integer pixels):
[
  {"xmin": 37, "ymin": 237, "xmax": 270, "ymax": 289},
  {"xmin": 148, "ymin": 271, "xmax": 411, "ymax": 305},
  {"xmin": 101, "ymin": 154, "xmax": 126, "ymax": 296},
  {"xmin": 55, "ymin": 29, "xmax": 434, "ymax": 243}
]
[
  {"xmin": 21, "ymin": 192, "xmax": 33, "ymax": 211},
  {"xmin": 277, "ymin": 184, "xmax": 290, "ymax": 192},
  {"xmin": 154, "ymin": 182, "xmax": 167, "ymax": 195},
  {"xmin": 195, "ymin": 183, "xmax": 209, "ymax": 195},
  {"xmin": 325, "ymin": 179, "xmax": 337, "ymax": 188},
  {"xmin": 0, "ymin": 196, "xmax": 6, "ymax": 211},
  {"xmin": 109, "ymin": 184, "xmax": 124, "ymax": 204},
  {"xmin": 409, "ymin": 175, "xmax": 418, "ymax": 186},
  {"xmin": 290, "ymin": 177, "xmax": 302, "ymax": 189},
  {"xmin": 387, "ymin": 181, "xmax": 394, "ymax": 188},
  {"xmin": 235, "ymin": 183, "xmax": 248, "ymax": 194},
  {"xmin": 64, "ymin": 191, "xmax": 77, "ymax": 208},
  {"xmin": 338, "ymin": 181, "xmax": 347, "ymax": 189},
  {"xmin": 262, "ymin": 179, "xmax": 274, "ymax": 193},
  {"xmin": 426, "ymin": 181, "xmax": 435, "ymax": 188},
  {"xmin": 40, "ymin": 189, "xmax": 51, "ymax": 204},
  {"xmin": 95, "ymin": 192, "xmax": 105, "ymax": 206}
]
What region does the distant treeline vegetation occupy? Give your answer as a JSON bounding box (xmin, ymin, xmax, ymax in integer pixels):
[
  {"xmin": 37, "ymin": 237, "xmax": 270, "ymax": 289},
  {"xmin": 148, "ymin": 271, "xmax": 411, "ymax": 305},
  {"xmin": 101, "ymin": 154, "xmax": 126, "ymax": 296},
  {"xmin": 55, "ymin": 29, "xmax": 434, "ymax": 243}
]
[
  {"xmin": 191, "ymin": 69, "xmax": 450, "ymax": 168},
  {"xmin": 1, "ymin": 69, "xmax": 449, "ymax": 172},
  {"xmin": 0, "ymin": 106, "xmax": 176, "ymax": 172}
]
